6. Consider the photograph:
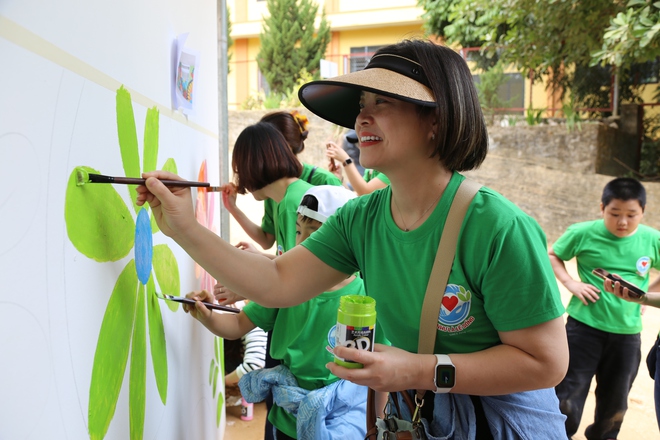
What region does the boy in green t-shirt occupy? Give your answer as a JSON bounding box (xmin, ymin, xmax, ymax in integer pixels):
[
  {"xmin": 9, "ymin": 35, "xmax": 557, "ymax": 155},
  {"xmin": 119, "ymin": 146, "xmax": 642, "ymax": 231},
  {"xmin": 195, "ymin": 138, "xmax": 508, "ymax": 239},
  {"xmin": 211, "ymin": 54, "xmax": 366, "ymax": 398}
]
[
  {"xmin": 184, "ymin": 185, "xmax": 369, "ymax": 440},
  {"xmin": 549, "ymin": 177, "xmax": 660, "ymax": 440}
]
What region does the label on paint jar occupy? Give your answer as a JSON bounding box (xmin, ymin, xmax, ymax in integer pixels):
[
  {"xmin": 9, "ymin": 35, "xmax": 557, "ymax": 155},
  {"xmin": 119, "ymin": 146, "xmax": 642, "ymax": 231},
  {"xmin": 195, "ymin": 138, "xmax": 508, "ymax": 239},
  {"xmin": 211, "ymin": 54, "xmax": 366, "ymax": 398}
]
[{"xmin": 334, "ymin": 295, "xmax": 376, "ymax": 369}]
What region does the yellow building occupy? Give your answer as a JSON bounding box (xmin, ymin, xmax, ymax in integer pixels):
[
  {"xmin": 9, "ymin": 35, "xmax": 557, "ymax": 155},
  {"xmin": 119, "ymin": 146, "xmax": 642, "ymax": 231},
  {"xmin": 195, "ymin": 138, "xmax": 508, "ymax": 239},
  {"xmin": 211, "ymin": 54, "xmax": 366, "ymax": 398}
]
[
  {"xmin": 227, "ymin": 0, "xmax": 431, "ymax": 109},
  {"xmin": 227, "ymin": 0, "xmax": 657, "ymax": 120}
]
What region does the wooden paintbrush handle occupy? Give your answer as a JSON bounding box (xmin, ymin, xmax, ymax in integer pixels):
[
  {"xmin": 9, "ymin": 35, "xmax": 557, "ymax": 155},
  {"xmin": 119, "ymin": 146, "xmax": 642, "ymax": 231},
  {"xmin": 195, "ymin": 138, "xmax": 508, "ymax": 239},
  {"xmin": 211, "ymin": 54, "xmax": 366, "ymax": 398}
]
[{"xmin": 111, "ymin": 176, "xmax": 210, "ymax": 187}]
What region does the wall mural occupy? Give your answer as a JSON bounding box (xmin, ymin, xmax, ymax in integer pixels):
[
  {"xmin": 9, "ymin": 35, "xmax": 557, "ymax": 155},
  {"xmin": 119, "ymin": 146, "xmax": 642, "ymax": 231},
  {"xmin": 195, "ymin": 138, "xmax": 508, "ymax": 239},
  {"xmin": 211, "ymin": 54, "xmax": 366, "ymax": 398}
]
[
  {"xmin": 196, "ymin": 159, "xmax": 226, "ymax": 427},
  {"xmin": 63, "ymin": 86, "xmax": 223, "ymax": 439}
]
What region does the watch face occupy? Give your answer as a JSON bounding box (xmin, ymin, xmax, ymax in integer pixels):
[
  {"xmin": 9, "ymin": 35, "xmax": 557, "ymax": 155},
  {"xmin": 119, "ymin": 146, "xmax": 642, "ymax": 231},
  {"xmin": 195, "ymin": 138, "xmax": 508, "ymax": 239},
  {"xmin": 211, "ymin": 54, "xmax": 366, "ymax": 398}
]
[{"xmin": 436, "ymin": 365, "xmax": 455, "ymax": 388}]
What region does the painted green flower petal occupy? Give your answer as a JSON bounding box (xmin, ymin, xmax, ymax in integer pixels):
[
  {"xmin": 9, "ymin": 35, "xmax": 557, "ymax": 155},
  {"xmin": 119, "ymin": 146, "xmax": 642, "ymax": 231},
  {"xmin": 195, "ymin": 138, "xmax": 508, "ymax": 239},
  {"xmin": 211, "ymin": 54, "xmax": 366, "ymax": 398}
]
[
  {"xmin": 129, "ymin": 283, "xmax": 146, "ymax": 440},
  {"xmin": 116, "ymin": 86, "xmax": 142, "ymax": 214},
  {"xmin": 162, "ymin": 158, "xmax": 178, "ymax": 176},
  {"xmin": 209, "ymin": 359, "xmax": 215, "ymax": 386},
  {"xmin": 212, "ymin": 363, "xmax": 219, "ymax": 398},
  {"xmin": 150, "ymin": 158, "xmax": 178, "ymax": 234},
  {"xmin": 65, "ymin": 167, "xmax": 134, "ymax": 262},
  {"xmin": 147, "ymin": 276, "xmax": 168, "ymax": 404},
  {"xmin": 217, "ymin": 337, "xmax": 225, "ymax": 376},
  {"xmin": 152, "ymin": 244, "xmax": 181, "ymax": 312},
  {"xmin": 88, "ymin": 261, "xmax": 138, "ymax": 440},
  {"xmin": 216, "ymin": 392, "xmax": 224, "ymax": 427},
  {"xmin": 143, "ymin": 107, "xmax": 159, "ymax": 173}
]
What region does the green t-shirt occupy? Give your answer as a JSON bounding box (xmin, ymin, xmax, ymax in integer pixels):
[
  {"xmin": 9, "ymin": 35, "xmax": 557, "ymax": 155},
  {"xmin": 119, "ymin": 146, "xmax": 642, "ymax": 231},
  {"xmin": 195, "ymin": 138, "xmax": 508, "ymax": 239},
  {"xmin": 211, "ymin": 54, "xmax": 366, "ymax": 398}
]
[
  {"xmin": 262, "ymin": 163, "xmax": 341, "ymax": 236},
  {"xmin": 552, "ymin": 220, "xmax": 660, "ymax": 334},
  {"xmin": 273, "ymin": 179, "xmax": 313, "ymax": 256},
  {"xmin": 302, "ymin": 172, "xmax": 564, "ymax": 355},
  {"xmin": 243, "ymin": 276, "xmax": 366, "ymax": 438},
  {"xmin": 363, "ymin": 169, "xmax": 390, "ymax": 185},
  {"xmin": 301, "ymin": 162, "xmax": 342, "ymax": 187}
]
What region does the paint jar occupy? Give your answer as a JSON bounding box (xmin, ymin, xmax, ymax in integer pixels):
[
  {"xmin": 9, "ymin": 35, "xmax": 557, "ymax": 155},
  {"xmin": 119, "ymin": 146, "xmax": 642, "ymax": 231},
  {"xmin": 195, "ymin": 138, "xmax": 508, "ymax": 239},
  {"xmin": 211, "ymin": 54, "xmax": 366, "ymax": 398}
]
[
  {"xmin": 240, "ymin": 397, "xmax": 253, "ymax": 421},
  {"xmin": 334, "ymin": 295, "xmax": 376, "ymax": 369}
]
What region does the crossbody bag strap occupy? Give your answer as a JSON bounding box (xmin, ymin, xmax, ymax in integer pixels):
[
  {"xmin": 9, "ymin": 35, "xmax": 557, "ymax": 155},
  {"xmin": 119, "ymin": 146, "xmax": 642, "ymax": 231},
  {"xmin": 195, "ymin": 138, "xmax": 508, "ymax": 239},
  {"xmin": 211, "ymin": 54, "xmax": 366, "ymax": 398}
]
[
  {"xmin": 366, "ymin": 179, "xmax": 481, "ymax": 437},
  {"xmin": 418, "ymin": 178, "xmax": 482, "ymax": 354}
]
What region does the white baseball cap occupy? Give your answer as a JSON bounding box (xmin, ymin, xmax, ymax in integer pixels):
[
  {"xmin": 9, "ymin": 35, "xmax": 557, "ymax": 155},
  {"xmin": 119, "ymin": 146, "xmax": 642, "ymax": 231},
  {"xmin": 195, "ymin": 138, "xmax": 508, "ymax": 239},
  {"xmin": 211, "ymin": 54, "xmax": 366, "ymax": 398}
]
[{"xmin": 297, "ymin": 185, "xmax": 357, "ymax": 223}]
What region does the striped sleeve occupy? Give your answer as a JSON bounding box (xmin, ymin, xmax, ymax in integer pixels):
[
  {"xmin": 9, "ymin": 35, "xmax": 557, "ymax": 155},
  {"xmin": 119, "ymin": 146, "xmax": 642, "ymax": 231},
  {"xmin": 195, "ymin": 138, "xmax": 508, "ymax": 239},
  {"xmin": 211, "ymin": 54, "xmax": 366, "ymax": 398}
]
[{"xmin": 234, "ymin": 327, "xmax": 268, "ymax": 379}]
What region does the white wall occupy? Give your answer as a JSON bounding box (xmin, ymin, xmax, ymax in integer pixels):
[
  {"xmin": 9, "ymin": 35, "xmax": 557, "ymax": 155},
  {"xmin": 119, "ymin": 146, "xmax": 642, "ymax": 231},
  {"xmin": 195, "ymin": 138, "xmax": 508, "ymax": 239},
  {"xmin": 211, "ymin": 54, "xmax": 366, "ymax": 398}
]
[{"xmin": 0, "ymin": 1, "xmax": 224, "ymax": 439}]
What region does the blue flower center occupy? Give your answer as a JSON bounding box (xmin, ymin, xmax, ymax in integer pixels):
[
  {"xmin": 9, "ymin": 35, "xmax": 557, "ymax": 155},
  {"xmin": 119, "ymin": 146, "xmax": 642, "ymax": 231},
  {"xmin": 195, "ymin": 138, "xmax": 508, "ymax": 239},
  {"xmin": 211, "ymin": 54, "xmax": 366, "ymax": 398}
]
[{"xmin": 134, "ymin": 208, "xmax": 153, "ymax": 284}]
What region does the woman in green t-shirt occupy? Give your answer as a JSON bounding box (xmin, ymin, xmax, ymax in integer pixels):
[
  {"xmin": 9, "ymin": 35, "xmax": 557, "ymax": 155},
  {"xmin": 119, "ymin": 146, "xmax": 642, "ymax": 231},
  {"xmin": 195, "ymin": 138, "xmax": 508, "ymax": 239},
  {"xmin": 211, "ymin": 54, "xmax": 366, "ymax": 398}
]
[
  {"xmin": 224, "ymin": 111, "xmax": 341, "ymax": 252},
  {"xmin": 137, "ymin": 39, "xmax": 568, "ymax": 439}
]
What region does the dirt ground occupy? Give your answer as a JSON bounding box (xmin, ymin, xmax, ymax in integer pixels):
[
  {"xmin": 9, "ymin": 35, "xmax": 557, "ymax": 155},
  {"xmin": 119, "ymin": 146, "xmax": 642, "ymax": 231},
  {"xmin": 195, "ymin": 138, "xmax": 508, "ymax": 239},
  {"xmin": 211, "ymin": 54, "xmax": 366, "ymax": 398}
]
[{"xmin": 224, "ymin": 185, "xmax": 660, "ymax": 440}]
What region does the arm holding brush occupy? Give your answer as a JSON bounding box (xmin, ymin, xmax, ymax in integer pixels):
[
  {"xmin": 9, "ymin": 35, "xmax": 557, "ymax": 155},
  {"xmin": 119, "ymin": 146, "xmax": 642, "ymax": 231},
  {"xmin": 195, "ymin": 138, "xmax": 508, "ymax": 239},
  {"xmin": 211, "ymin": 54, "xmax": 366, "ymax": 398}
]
[
  {"xmin": 136, "ymin": 171, "xmax": 346, "ymax": 309},
  {"xmin": 183, "ymin": 289, "xmax": 256, "ymax": 340},
  {"xmin": 213, "ymin": 241, "xmax": 276, "ymax": 306}
]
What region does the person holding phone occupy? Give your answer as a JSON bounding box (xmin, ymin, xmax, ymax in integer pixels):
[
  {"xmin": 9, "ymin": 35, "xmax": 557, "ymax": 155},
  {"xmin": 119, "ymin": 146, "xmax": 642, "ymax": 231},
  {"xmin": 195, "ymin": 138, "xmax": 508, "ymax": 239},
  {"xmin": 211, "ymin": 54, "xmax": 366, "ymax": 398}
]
[{"xmin": 548, "ymin": 177, "xmax": 660, "ymax": 439}]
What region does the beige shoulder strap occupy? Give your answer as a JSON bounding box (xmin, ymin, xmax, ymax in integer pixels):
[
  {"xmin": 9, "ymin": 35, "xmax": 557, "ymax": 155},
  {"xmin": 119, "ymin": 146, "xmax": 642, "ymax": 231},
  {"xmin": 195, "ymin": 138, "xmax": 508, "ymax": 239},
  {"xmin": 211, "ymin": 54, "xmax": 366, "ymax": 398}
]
[{"xmin": 417, "ymin": 178, "xmax": 482, "ymax": 354}]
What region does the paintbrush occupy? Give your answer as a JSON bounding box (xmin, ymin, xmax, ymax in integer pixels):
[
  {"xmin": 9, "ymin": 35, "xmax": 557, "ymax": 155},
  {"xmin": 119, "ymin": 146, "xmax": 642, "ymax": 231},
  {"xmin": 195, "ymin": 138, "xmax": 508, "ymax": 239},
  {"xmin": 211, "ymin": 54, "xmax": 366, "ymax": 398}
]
[
  {"xmin": 158, "ymin": 293, "xmax": 240, "ymax": 313},
  {"xmin": 75, "ymin": 167, "xmax": 221, "ymax": 189}
]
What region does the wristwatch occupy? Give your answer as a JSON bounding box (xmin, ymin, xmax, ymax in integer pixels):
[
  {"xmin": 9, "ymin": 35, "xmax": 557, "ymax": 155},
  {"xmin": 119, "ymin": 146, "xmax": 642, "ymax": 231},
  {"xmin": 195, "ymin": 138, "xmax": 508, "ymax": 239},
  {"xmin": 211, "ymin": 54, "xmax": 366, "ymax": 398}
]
[
  {"xmin": 343, "ymin": 158, "xmax": 353, "ymax": 166},
  {"xmin": 433, "ymin": 354, "xmax": 455, "ymax": 393}
]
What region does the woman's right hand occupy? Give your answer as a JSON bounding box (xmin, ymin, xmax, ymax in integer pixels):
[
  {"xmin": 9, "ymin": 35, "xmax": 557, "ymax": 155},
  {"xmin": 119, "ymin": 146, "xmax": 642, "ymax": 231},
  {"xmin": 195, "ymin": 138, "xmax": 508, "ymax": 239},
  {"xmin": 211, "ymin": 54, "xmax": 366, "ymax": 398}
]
[
  {"xmin": 183, "ymin": 289, "xmax": 215, "ymax": 321},
  {"xmin": 136, "ymin": 171, "xmax": 198, "ymax": 238},
  {"xmin": 213, "ymin": 282, "xmax": 244, "ymax": 306},
  {"xmin": 235, "ymin": 241, "xmax": 261, "ymax": 255},
  {"xmin": 326, "ymin": 142, "xmax": 351, "ymax": 164},
  {"xmin": 221, "ymin": 183, "xmax": 238, "ymax": 214}
]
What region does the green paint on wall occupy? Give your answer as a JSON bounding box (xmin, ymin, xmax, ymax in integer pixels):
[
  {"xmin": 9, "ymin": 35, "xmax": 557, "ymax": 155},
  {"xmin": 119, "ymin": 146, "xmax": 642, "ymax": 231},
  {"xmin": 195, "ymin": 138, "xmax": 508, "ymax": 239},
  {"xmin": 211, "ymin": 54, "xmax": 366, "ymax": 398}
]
[
  {"xmin": 214, "ymin": 337, "xmax": 226, "ymax": 427},
  {"xmin": 143, "ymin": 107, "xmax": 159, "ymax": 173},
  {"xmin": 88, "ymin": 261, "xmax": 138, "ymax": 440},
  {"xmin": 130, "ymin": 283, "xmax": 147, "ymax": 440},
  {"xmin": 65, "ymin": 85, "xmax": 219, "ymax": 439},
  {"xmin": 216, "ymin": 392, "xmax": 224, "ymax": 427},
  {"xmin": 152, "ymin": 244, "xmax": 180, "ymax": 313},
  {"xmin": 116, "ymin": 86, "xmax": 142, "ymax": 214},
  {"xmin": 65, "ymin": 166, "xmax": 134, "ymax": 262},
  {"xmin": 147, "ymin": 276, "xmax": 168, "ymax": 404}
]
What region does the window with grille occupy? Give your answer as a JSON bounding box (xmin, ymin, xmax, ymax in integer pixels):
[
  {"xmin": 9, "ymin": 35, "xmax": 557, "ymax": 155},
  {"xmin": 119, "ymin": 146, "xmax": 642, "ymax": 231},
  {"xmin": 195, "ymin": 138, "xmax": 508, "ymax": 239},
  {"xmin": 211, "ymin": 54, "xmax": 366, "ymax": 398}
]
[
  {"xmin": 630, "ymin": 58, "xmax": 659, "ymax": 85},
  {"xmin": 349, "ymin": 46, "xmax": 385, "ymax": 72},
  {"xmin": 472, "ymin": 72, "xmax": 525, "ymax": 113}
]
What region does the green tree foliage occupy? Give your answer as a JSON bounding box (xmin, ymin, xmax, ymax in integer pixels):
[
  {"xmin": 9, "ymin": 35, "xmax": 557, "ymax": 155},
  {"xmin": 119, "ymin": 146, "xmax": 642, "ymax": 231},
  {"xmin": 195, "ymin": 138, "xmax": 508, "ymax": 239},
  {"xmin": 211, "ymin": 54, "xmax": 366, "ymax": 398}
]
[
  {"xmin": 258, "ymin": 0, "xmax": 331, "ymax": 96},
  {"xmin": 474, "ymin": 61, "xmax": 509, "ymax": 124},
  {"xmin": 592, "ymin": 0, "xmax": 660, "ymax": 68},
  {"xmin": 420, "ymin": 0, "xmax": 624, "ymax": 89},
  {"xmin": 419, "ymin": 0, "xmax": 660, "ymax": 117},
  {"xmin": 418, "ymin": 0, "xmax": 503, "ymax": 69}
]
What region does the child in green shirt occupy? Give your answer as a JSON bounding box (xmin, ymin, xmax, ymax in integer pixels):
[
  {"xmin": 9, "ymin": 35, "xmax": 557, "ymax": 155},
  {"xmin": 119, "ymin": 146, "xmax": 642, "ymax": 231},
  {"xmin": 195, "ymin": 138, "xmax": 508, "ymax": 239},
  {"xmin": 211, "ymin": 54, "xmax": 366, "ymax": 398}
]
[
  {"xmin": 549, "ymin": 177, "xmax": 660, "ymax": 439},
  {"xmin": 184, "ymin": 186, "xmax": 368, "ymax": 440}
]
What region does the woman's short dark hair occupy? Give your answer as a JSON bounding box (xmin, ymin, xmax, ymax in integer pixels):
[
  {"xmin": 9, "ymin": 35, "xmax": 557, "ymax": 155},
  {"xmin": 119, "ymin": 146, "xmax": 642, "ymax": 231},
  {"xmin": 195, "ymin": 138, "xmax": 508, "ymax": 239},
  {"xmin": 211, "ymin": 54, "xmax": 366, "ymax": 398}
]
[
  {"xmin": 377, "ymin": 40, "xmax": 488, "ymax": 171},
  {"xmin": 260, "ymin": 111, "xmax": 308, "ymax": 155},
  {"xmin": 602, "ymin": 177, "xmax": 646, "ymax": 211},
  {"xmin": 232, "ymin": 122, "xmax": 303, "ymax": 194}
]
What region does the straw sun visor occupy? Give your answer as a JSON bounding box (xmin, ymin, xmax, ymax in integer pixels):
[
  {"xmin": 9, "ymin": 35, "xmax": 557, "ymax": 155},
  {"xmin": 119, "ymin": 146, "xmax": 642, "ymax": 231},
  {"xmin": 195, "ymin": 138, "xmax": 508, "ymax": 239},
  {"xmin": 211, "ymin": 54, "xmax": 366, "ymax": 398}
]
[{"xmin": 299, "ymin": 65, "xmax": 437, "ymax": 129}]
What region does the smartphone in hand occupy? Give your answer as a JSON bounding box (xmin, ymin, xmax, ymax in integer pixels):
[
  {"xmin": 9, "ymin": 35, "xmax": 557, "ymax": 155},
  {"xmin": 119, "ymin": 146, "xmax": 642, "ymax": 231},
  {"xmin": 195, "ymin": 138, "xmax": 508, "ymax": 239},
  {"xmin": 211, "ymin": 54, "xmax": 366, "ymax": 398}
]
[{"xmin": 592, "ymin": 268, "xmax": 646, "ymax": 299}]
